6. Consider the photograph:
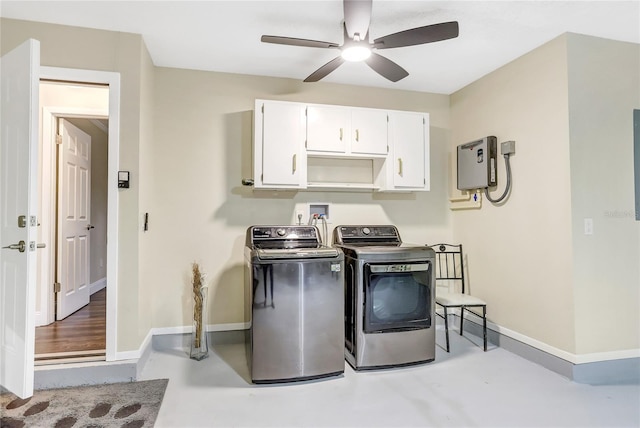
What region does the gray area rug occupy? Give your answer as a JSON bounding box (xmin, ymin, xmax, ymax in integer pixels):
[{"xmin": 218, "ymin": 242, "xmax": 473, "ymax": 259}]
[{"xmin": 0, "ymin": 378, "xmax": 168, "ymax": 428}]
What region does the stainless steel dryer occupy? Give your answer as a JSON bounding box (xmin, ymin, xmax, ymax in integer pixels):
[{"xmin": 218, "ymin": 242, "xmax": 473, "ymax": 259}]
[
  {"xmin": 245, "ymin": 225, "xmax": 345, "ymax": 383},
  {"xmin": 333, "ymin": 225, "xmax": 435, "ymax": 370}
]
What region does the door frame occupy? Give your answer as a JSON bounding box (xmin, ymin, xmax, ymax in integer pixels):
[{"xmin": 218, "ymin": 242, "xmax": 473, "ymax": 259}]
[{"xmin": 40, "ymin": 66, "xmax": 120, "ymax": 361}]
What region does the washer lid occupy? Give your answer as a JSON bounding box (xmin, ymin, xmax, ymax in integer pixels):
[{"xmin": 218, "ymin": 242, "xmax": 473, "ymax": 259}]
[{"xmin": 256, "ymin": 246, "xmax": 340, "ymax": 260}]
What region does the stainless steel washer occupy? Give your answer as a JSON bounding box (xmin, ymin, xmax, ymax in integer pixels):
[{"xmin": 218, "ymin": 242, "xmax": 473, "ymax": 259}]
[
  {"xmin": 333, "ymin": 225, "xmax": 435, "ymax": 370},
  {"xmin": 245, "ymin": 225, "xmax": 345, "ymax": 383}
]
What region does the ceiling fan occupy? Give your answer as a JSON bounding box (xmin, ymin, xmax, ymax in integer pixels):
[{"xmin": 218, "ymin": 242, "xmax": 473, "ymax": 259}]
[{"xmin": 261, "ymin": 0, "xmax": 459, "ymax": 83}]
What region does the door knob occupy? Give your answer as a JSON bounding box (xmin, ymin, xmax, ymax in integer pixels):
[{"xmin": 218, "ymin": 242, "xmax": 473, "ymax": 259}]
[
  {"xmin": 2, "ymin": 240, "xmax": 26, "ymax": 252},
  {"xmin": 87, "ymin": 224, "xmax": 95, "ymax": 230}
]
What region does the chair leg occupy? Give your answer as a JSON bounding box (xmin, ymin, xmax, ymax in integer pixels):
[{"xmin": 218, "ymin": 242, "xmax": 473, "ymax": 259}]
[
  {"xmin": 443, "ymin": 306, "xmax": 450, "ymax": 353},
  {"xmin": 459, "ymin": 306, "xmax": 464, "ymax": 335},
  {"xmin": 482, "ymin": 306, "xmax": 487, "ymax": 352}
]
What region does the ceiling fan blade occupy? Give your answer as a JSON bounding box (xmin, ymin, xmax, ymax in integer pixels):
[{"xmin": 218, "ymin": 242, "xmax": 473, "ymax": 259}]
[
  {"xmin": 343, "ymin": 0, "xmax": 372, "ymax": 39},
  {"xmin": 373, "ymin": 21, "xmax": 459, "ymax": 49},
  {"xmin": 364, "ymin": 53, "xmax": 409, "ymax": 82},
  {"xmin": 261, "ymin": 35, "xmax": 339, "ymax": 49},
  {"xmin": 304, "ymin": 56, "xmax": 346, "ymax": 82}
]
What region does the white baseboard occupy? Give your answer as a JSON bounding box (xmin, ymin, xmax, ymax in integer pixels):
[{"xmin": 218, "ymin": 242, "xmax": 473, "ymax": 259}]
[
  {"xmin": 114, "ymin": 322, "xmax": 250, "ymax": 361},
  {"xmin": 152, "ymin": 322, "xmax": 249, "ymax": 336},
  {"xmin": 115, "ymin": 314, "xmax": 639, "ymax": 368},
  {"xmin": 447, "ymin": 309, "xmax": 640, "ymax": 364},
  {"xmin": 89, "ymin": 277, "xmax": 107, "ymax": 295}
]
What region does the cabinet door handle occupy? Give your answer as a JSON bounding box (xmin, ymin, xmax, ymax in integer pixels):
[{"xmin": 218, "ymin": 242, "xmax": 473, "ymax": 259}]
[
  {"xmin": 398, "ymin": 158, "xmax": 403, "ymax": 176},
  {"xmin": 355, "ymin": 129, "xmax": 359, "ymax": 142},
  {"xmin": 292, "ymin": 154, "xmax": 297, "ymax": 173},
  {"xmin": 339, "ymin": 128, "xmax": 343, "ymax": 141}
]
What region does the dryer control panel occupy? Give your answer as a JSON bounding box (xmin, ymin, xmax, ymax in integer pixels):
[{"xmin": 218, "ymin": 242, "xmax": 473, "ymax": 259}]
[{"xmin": 333, "ymin": 225, "xmax": 401, "ymax": 245}]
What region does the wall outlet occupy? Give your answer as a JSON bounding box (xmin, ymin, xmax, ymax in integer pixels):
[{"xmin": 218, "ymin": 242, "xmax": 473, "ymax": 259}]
[{"xmin": 584, "ymin": 218, "xmax": 593, "ymax": 235}]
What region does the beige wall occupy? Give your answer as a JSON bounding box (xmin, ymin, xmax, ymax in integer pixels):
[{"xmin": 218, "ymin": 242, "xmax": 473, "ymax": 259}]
[
  {"xmin": 146, "ymin": 68, "xmax": 452, "ymax": 329},
  {"xmin": 451, "ymin": 33, "xmax": 640, "ymax": 357},
  {"xmin": 451, "ymin": 35, "xmax": 576, "ymax": 353},
  {"xmin": 137, "ymin": 35, "xmax": 156, "ymax": 339},
  {"xmin": 566, "ymin": 34, "xmax": 640, "ymax": 354}
]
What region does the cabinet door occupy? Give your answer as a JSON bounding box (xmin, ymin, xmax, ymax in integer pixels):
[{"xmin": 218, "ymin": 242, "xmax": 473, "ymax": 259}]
[
  {"xmin": 260, "ymin": 101, "xmax": 305, "ymax": 187},
  {"xmin": 306, "ymin": 105, "xmax": 349, "ymax": 153},
  {"xmin": 351, "ymin": 109, "xmax": 388, "ymax": 155},
  {"xmin": 390, "ymin": 112, "xmax": 428, "ymax": 189}
]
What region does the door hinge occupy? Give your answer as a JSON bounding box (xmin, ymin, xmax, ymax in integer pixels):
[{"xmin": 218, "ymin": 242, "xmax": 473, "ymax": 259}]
[
  {"xmin": 261, "ymin": 104, "xmax": 264, "ymax": 114},
  {"xmin": 56, "ymin": 134, "xmax": 62, "ymax": 145},
  {"xmin": 54, "ymin": 282, "xmax": 61, "ymax": 293},
  {"xmin": 423, "ymin": 117, "xmax": 426, "ymax": 125}
]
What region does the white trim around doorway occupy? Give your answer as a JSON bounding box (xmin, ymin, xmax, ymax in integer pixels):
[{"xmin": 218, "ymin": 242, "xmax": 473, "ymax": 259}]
[{"xmin": 40, "ymin": 66, "xmax": 120, "ymax": 362}]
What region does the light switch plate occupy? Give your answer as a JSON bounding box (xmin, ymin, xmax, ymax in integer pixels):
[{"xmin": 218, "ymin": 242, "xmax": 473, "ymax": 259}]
[{"xmin": 584, "ymin": 218, "xmax": 593, "ymax": 235}]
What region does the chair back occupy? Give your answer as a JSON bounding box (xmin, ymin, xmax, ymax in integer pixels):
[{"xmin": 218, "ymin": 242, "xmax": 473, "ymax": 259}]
[{"xmin": 431, "ymin": 243, "xmax": 466, "ymax": 294}]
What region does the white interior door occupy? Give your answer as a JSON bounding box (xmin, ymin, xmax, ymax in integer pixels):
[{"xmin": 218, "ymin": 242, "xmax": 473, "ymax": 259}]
[
  {"xmin": 56, "ymin": 119, "xmax": 91, "ymax": 320},
  {"xmin": 0, "ymin": 39, "xmax": 40, "ymax": 399}
]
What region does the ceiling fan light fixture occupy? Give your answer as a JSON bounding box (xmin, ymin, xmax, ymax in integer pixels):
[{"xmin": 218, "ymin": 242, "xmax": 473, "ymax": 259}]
[
  {"xmin": 341, "ymin": 45, "xmax": 371, "ymax": 62},
  {"xmin": 261, "ymin": 0, "xmax": 460, "ymax": 82}
]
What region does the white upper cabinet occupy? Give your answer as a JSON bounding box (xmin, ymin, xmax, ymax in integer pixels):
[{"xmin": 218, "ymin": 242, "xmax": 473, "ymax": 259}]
[
  {"xmin": 350, "ymin": 108, "xmax": 388, "ymax": 156},
  {"xmin": 252, "ymin": 99, "xmax": 429, "ymax": 192},
  {"xmin": 254, "ymin": 100, "xmax": 306, "ymax": 189},
  {"xmin": 306, "ymin": 105, "xmax": 349, "ymax": 153},
  {"xmin": 306, "ymin": 105, "xmax": 388, "ymax": 156},
  {"xmin": 387, "ymin": 111, "xmax": 430, "ymax": 191}
]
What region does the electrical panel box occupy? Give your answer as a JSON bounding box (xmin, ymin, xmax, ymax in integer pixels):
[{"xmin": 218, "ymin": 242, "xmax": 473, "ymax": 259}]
[{"xmin": 457, "ymin": 136, "xmax": 497, "ymax": 190}]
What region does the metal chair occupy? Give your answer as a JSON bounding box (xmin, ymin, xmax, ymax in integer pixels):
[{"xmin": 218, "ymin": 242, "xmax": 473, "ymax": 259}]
[{"xmin": 431, "ymin": 243, "xmax": 487, "ymax": 352}]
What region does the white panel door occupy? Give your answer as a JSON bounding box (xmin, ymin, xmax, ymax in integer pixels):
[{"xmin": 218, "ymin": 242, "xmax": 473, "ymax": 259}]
[
  {"xmin": 0, "ymin": 39, "xmax": 40, "ymax": 399},
  {"xmin": 56, "ymin": 119, "xmax": 91, "ymax": 320}
]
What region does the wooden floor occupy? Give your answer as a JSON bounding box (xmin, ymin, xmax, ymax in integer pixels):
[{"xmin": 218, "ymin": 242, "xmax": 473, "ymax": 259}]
[{"xmin": 35, "ymin": 288, "xmax": 106, "ymax": 362}]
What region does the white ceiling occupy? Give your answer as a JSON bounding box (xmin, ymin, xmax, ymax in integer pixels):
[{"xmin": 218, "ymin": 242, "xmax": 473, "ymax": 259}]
[{"xmin": 2, "ymin": 1, "xmax": 639, "ymax": 94}]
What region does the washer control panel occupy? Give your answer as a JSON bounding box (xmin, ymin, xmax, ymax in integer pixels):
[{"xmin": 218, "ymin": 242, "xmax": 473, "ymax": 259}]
[{"xmin": 251, "ymin": 226, "xmax": 318, "ymax": 241}]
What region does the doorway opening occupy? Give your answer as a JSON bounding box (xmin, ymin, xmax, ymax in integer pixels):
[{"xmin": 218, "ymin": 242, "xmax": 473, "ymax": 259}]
[
  {"xmin": 35, "ymin": 68, "xmax": 120, "ymax": 364},
  {"xmin": 36, "ymin": 99, "xmax": 108, "ymax": 363}
]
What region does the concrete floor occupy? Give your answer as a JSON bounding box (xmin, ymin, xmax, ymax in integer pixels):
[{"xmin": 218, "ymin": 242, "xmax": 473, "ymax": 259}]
[{"xmin": 140, "ymin": 327, "xmax": 640, "ymax": 427}]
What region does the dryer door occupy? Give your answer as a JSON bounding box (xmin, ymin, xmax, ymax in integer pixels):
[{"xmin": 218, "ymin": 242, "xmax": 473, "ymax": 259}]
[{"xmin": 363, "ymin": 261, "xmax": 431, "ymax": 333}]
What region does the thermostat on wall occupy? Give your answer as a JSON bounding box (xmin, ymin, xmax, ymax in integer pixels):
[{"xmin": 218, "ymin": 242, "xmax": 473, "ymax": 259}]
[{"xmin": 118, "ymin": 171, "xmax": 130, "ymax": 188}]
